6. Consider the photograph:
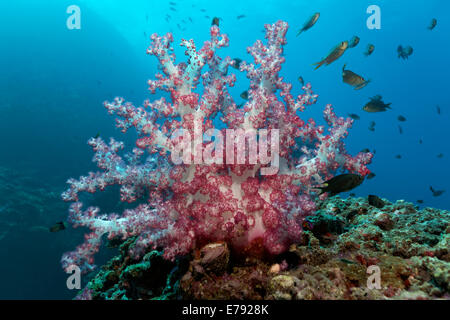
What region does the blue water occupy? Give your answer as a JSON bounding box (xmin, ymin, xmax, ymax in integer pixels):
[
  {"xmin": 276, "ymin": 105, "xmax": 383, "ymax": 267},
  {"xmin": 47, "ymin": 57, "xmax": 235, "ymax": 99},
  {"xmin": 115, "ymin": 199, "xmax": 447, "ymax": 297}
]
[{"xmin": 0, "ymin": 0, "xmax": 448, "ymax": 299}]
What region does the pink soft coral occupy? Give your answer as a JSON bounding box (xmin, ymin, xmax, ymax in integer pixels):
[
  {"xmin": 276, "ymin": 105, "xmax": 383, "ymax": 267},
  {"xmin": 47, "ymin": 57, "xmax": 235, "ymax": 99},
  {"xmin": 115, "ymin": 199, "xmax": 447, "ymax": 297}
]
[{"xmin": 61, "ymin": 21, "xmax": 372, "ymax": 273}]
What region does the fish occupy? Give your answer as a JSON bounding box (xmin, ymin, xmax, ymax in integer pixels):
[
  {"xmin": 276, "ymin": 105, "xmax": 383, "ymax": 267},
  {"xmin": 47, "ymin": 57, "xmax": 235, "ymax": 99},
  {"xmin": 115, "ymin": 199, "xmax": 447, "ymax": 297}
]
[
  {"xmin": 437, "ymin": 153, "xmax": 444, "ymax": 158},
  {"xmin": 169, "ymin": 1, "xmax": 176, "ymax": 5},
  {"xmin": 212, "ymin": 17, "xmax": 220, "ymax": 26},
  {"xmin": 417, "ymin": 200, "xmax": 424, "ymax": 204},
  {"xmin": 395, "ymin": 154, "xmax": 402, "ymax": 159},
  {"xmin": 368, "ymin": 121, "xmax": 376, "ymax": 132},
  {"xmin": 348, "ymin": 36, "xmax": 360, "ymax": 48},
  {"xmin": 49, "ymin": 222, "xmax": 67, "ymax": 233},
  {"xmin": 428, "ymin": 18, "xmax": 437, "ymax": 30},
  {"xmin": 231, "ymin": 58, "xmax": 243, "ymax": 69},
  {"xmin": 340, "ymin": 258, "xmax": 357, "ymax": 265},
  {"xmin": 298, "ymin": 76, "xmax": 304, "ymax": 86},
  {"xmin": 360, "ymin": 148, "xmax": 370, "ymax": 153},
  {"xmin": 313, "ymin": 41, "xmax": 348, "ymax": 70},
  {"xmin": 94, "ymin": 132, "xmax": 101, "ymax": 139},
  {"xmin": 348, "ymin": 113, "xmax": 360, "ymax": 120},
  {"xmin": 317, "ymin": 173, "xmax": 364, "ymax": 196},
  {"xmin": 297, "ymin": 12, "xmax": 320, "ymax": 36},
  {"xmin": 342, "ymin": 65, "xmax": 370, "ymax": 90},
  {"xmin": 237, "ymin": 15, "xmax": 246, "ymax": 20},
  {"xmin": 436, "ymin": 105, "xmax": 441, "ymax": 115},
  {"xmin": 419, "ymin": 138, "xmax": 423, "ymax": 144},
  {"xmin": 367, "ymin": 172, "xmax": 376, "ymax": 180},
  {"xmin": 397, "ymin": 115, "xmax": 406, "ymax": 122},
  {"xmin": 169, "ymin": 7, "xmax": 177, "ymax": 12},
  {"xmin": 364, "ymin": 44, "xmax": 375, "ymax": 56},
  {"xmin": 363, "ymin": 95, "xmax": 392, "ymax": 113},
  {"xmin": 398, "ymin": 45, "xmax": 414, "ymax": 60},
  {"xmin": 240, "ymin": 91, "xmax": 249, "ymax": 100},
  {"xmin": 368, "ymin": 195, "xmax": 385, "ymax": 208},
  {"xmin": 430, "ymin": 186, "xmax": 445, "ymax": 197},
  {"xmin": 398, "ymin": 125, "xmax": 403, "ymax": 134}
]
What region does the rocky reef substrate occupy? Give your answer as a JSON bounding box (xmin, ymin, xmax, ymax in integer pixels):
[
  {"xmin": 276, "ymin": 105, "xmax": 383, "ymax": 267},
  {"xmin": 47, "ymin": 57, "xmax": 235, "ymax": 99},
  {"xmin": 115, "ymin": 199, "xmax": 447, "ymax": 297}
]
[{"xmin": 80, "ymin": 196, "xmax": 449, "ymax": 300}]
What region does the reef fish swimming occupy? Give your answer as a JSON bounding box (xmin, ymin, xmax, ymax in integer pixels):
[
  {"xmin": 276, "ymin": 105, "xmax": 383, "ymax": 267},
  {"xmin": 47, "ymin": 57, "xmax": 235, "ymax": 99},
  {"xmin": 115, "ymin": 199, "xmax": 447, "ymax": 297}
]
[
  {"xmin": 342, "ymin": 65, "xmax": 370, "ymax": 90},
  {"xmin": 313, "ymin": 41, "xmax": 348, "ymax": 70},
  {"xmin": 297, "ymin": 12, "xmax": 320, "ymax": 36},
  {"xmin": 317, "ymin": 173, "xmax": 364, "ymax": 196}
]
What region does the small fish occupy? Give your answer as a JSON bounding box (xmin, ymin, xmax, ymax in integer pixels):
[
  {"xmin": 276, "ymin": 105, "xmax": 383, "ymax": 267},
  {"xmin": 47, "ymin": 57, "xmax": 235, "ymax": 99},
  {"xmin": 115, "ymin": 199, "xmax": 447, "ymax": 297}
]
[
  {"xmin": 297, "ymin": 12, "xmax": 320, "ymax": 36},
  {"xmin": 237, "ymin": 15, "xmax": 246, "ymax": 20},
  {"xmin": 49, "ymin": 222, "xmax": 66, "ymax": 233},
  {"xmin": 428, "ymin": 18, "xmax": 437, "ymax": 30},
  {"xmin": 395, "ymin": 154, "xmax": 402, "ymax": 159},
  {"xmin": 313, "ymin": 41, "xmax": 348, "ymax": 70},
  {"xmin": 342, "ymin": 64, "xmax": 370, "ymax": 90},
  {"xmin": 348, "ymin": 113, "xmax": 360, "ymax": 120},
  {"xmin": 368, "ymin": 121, "xmax": 376, "ymax": 132},
  {"xmin": 417, "ymin": 200, "xmax": 424, "ymax": 204},
  {"xmin": 212, "ymin": 17, "xmax": 220, "ymax": 27},
  {"xmin": 189, "ymin": 17, "xmax": 193, "ymax": 23},
  {"xmin": 240, "ymin": 91, "xmax": 249, "ymax": 100},
  {"xmin": 364, "ymin": 44, "xmax": 375, "ymax": 57},
  {"xmin": 231, "ymin": 58, "xmax": 243, "ymax": 69},
  {"xmin": 349, "ymin": 193, "xmax": 356, "ymax": 197},
  {"xmin": 398, "ymin": 45, "xmax": 414, "ymax": 60},
  {"xmin": 368, "ymin": 195, "xmax": 385, "ymax": 208},
  {"xmin": 298, "ymin": 76, "xmax": 304, "ymax": 86},
  {"xmin": 169, "ymin": 7, "xmax": 177, "ymax": 12},
  {"xmin": 200, "ymin": 8, "xmax": 206, "ymax": 12},
  {"xmin": 419, "ymin": 138, "xmax": 423, "ymax": 144},
  {"xmin": 430, "ymin": 186, "xmax": 445, "ymax": 197},
  {"xmin": 340, "ymin": 258, "xmax": 357, "ymax": 265},
  {"xmin": 398, "ymin": 125, "xmax": 403, "ymax": 134},
  {"xmin": 317, "ymin": 173, "xmax": 364, "ymax": 196},
  {"xmin": 360, "ymin": 148, "xmax": 370, "ymax": 153},
  {"xmin": 348, "ymin": 36, "xmax": 360, "ymax": 48},
  {"xmin": 397, "ymin": 115, "xmax": 406, "ymax": 122},
  {"xmin": 367, "ymin": 172, "xmax": 376, "ymax": 180},
  {"xmin": 437, "ymin": 153, "xmax": 444, "ymax": 158},
  {"xmin": 94, "ymin": 132, "xmax": 101, "ymax": 139},
  {"xmin": 169, "ymin": 1, "xmax": 176, "ymax": 5},
  {"xmin": 436, "ymin": 105, "xmax": 441, "ymax": 115},
  {"xmin": 363, "ymin": 95, "xmax": 392, "ymax": 113}
]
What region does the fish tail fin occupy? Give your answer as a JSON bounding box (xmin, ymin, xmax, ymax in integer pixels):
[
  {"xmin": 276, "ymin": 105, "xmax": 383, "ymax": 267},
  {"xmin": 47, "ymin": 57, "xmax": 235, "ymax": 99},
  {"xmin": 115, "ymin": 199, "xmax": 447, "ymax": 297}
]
[
  {"xmin": 430, "ymin": 186, "xmax": 435, "ymax": 192},
  {"xmin": 386, "ymin": 103, "xmax": 392, "ymax": 109},
  {"xmin": 312, "ymin": 60, "xmax": 325, "ymax": 70}
]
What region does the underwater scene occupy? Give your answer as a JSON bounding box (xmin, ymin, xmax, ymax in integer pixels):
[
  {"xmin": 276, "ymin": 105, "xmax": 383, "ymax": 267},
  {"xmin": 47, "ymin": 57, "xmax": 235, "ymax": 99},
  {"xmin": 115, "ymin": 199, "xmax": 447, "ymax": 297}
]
[{"xmin": 0, "ymin": 0, "xmax": 449, "ymax": 303}]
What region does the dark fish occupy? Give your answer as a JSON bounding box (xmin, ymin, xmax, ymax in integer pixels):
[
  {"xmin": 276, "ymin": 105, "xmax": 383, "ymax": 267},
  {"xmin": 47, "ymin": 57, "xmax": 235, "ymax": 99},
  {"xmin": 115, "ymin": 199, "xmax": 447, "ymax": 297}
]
[
  {"xmin": 298, "ymin": 76, "xmax": 305, "ymax": 86},
  {"xmin": 395, "ymin": 154, "xmax": 402, "ymax": 159},
  {"xmin": 200, "ymin": 8, "xmax": 206, "ymax": 12},
  {"xmin": 240, "ymin": 91, "xmax": 249, "ymax": 100},
  {"xmin": 169, "ymin": 1, "xmax": 176, "ymax": 5},
  {"xmin": 437, "ymin": 153, "xmax": 444, "ymax": 158},
  {"xmin": 317, "ymin": 173, "xmax": 364, "ymax": 196},
  {"xmin": 360, "ymin": 148, "xmax": 370, "ymax": 153},
  {"xmin": 363, "ymin": 95, "xmax": 391, "ymax": 113},
  {"xmin": 419, "ymin": 138, "xmax": 423, "ymax": 144},
  {"xmin": 367, "ymin": 172, "xmax": 376, "ymax": 179},
  {"xmin": 348, "ymin": 113, "xmax": 360, "ymax": 120},
  {"xmin": 368, "ymin": 121, "xmax": 376, "ymax": 132},
  {"xmin": 364, "ymin": 44, "xmax": 375, "ymax": 56},
  {"xmin": 212, "ymin": 17, "xmax": 220, "ymax": 26},
  {"xmin": 94, "ymin": 132, "xmax": 101, "ymax": 139},
  {"xmin": 297, "ymin": 12, "xmax": 320, "ymax": 36},
  {"xmin": 428, "ymin": 18, "xmax": 437, "ymax": 30},
  {"xmin": 237, "ymin": 15, "xmax": 246, "ymax": 20},
  {"xmin": 436, "ymin": 105, "xmax": 441, "ymax": 115},
  {"xmin": 349, "ymin": 193, "xmax": 356, "ymax": 197},
  {"xmin": 430, "ymin": 186, "xmax": 445, "ymax": 197},
  {"xmin": 189, "ymin": 17, "xmax": 193, "ymax": 23},
  {"xmin": 231, "ymin": 58, "xmax": 243, "ymax": 69},
  {"xmin": 398, "ymin": 45, "xmax": 413, "ymax": 60},
  {"xmin": 313, "ymin": 41, "xmax": 348, "ymax": 70},
  {"xmin": 342, "ymin": 64, "xmax": 370, "ymax": 90},
  {"xmin": 348, "ymin": 36, "xmax": 360, "ymax": 48},
  {"xmin": 368, "ymin": 195, "xmax": 384, "ymax": 208},
  {"xmin": 398, "ymin": 125, "xmax": 403, "ymax": 134},
  {"xmin": 49, "ymin": 222, "xmax": 66, "ymax": 233},
  {"xmin": 169, "ymin": 7, "xmax": 177, "ymax": 12},
  {"xmin": 397, "ymin": 115, "xmax": 406, "ymax": 122},
  {"xmin": 417, "ymin": 200, "xmax": 424, "ymax": 204}
]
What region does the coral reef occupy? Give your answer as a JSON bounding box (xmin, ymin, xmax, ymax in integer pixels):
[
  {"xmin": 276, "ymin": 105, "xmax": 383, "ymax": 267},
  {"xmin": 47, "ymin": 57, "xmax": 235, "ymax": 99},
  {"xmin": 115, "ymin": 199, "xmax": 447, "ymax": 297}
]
[
  {"xmin": 61, "ymin": 21, "xmax": 372, "ymax": 274},
  {"xmin": 79, "ymin": 196, "xmax": 449, "ymax": 300}
]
